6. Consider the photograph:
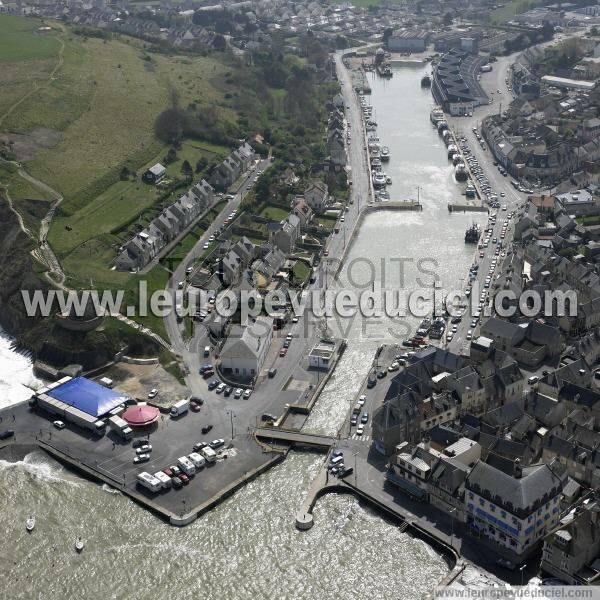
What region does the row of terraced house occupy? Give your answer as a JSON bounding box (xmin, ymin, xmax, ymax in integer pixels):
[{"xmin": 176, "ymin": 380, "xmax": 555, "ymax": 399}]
[{"xmin": 115, "ymin": 179, "xmax": 215, "ymax": 272}]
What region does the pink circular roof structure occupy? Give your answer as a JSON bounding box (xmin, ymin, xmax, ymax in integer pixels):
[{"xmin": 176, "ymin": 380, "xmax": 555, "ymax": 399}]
[{"xmin": 122, "ymin": 405, "xmax": 160, "ymax": 427}]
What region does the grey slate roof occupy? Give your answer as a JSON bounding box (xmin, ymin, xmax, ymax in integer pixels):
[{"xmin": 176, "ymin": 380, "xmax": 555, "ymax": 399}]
[{"xmin": 466, "ymin": 460, "xmax": 567, "ymax": 516}]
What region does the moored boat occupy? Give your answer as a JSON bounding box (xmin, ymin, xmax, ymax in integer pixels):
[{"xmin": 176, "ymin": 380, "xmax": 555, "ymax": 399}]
[
  {"xmin": 430, "ymin": 107, "xmax": 444, "ymax": 126},
  {"xmin": 381, "ymin": 146, "xmax": 390, "ymax": 161},
  {"xmin": 455, "ymin": 163, "xmax": 468, "ymax": 182},
  {"xmin": 372, "ymin": 172, "xmax": 387, "ymax": 188},
  {"xmin": 75, "ymin": 537, "xmax": 84, "ymax": 553},
  {"xmin": 465, "ymin": 223, "xmax": 481, "ymax": 243},
  {"xmin": 447, "ymin": 144, "xmax": 457, "ymax": 159},
  {"xmin": 421, "ymin": 74, "xmax": 431, "ymax": 87}
]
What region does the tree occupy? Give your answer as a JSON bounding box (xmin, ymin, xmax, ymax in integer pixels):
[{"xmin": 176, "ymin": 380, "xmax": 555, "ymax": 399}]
[
  {"xmin": 164, "ymin": 147, "xmax": 177, "ymax": 165},
  {"xmin": 195, "ymin": 157, "xmax": 208, "ymax": 173},
  {"xmin": 213, "ymin": 34, "xmax": 226, "ymax": 52},
  {"xmin": 181, "ymin": 160, "xmax": 193, "ymax": 182},
  {"xmin": 154, "ymin": 108, "xmax": 185, "ymax": 144}
]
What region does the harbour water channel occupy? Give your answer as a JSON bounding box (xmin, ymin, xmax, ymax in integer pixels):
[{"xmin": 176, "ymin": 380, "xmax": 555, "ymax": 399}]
[{"xmin": 0, "ymin": 63, "xmax": 484, "ymax": 599}]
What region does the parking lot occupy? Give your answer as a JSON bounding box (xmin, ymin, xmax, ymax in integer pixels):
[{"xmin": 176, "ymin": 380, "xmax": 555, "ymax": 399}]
[{"xmin": 1, "ymin": 399, "xmax": 281, "ymax": 521}]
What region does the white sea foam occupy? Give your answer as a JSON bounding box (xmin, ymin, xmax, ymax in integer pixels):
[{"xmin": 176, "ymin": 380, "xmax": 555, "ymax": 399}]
[
  {"xmin": 0, "ymin": 451, "xmax": 81, "ymax": 486},
  {"xmin": 0, "ymin": 328, "xmax": 42, "ymax": 409}
]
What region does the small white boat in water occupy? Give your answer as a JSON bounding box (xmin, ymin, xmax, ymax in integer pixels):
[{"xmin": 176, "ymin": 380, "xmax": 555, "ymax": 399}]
[
  {"xmin": 75, "ymin": 537, "xmax": 84, "ymax": 553},
  {"xmin": 26, "ymin": 516, "xmax": 35, "ymax": 532}
]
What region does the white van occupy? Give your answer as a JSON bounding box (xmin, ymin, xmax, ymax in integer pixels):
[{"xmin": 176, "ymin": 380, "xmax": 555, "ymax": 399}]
[
  {"xmin": 188, "ymin": 452, "xmax": 206, "ymax": 469},
  {"xmin": 153, "ymin": 471, "xmax": 172, "ymax": 490},
  {"xmin": 170, "ymin": 399, "xmax": 189, "ymax": 418},
  {"xmin": 330, "ymin": 455, "xmax": 344, "ymax": 466},
  {"xmin": 137, "ymin": 472, "xmax": 162, "ymax": 493},
  {"xmin": 177, "ymin": 456, "xmax": 196, "ymax": 476},
  {"xmin": 204, "ymin": 346, "xmax": 210, "ymax": 357},
  {"xmin": 200, "ymin": 446, "xmax": 217, "ymax": 463}
]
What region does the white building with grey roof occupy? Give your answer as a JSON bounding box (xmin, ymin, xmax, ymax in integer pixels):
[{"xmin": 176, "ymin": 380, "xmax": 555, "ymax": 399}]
[{"xmin": 465, "ymin": 459, "xmax": 567, "ymax": 556}]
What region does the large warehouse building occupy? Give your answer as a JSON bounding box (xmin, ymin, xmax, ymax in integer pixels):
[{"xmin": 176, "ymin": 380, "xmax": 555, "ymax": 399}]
[
  {"xmin": 33, "ymin": 377, "xmax": 130, "ymax": 432},
  {"xmin": 388, "ymin": 30, "xmax": 429, "ymax": 53},
  {"xmin": 432, "ymin": 49, "xmax": 488, "ymax": 115}
]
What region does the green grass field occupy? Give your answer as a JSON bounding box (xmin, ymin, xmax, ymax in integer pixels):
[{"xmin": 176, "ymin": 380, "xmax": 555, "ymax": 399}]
[
  {"xmin": 258, "ymin": 205, "xmax": 290, "ymax": 221},
  {"xmin": 0, "ymin": 15, "xmax": 61, "ymax": 62},
  {"xmin": 488, "ymin": 0, "xmax": 542, "ymax": 23}
]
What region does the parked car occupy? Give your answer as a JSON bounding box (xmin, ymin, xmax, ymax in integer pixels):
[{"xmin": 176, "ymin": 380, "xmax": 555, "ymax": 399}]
[
  {"xmin": 208, "ymin": 380, "xmax": 219, "ymax": 390},
  {"xmin": 134, "ymin": 453, "xmax": 150, "ymax": 464},
  {"xmin": 193, "ymin": 441, "xmax": 208, "ymax": 452},
  {"xmin": 361, "ymin": 413, "xmax": 369, "ymax": 424},
  {"xmin": 0, "ymin": 430, "xmax": 15, "ymax": 440},
  {"xmin": 201, "ymin": 425, "xmax": 213, "ymax": 435},
  {"xmin": 268, "ymin": 368, "xmax": 277, "ymax": 378},
  {"xmin": 216, "ymin": 383, "xmax": 226, "ymax": 394},
  {"xmin": 209, "ymin": 438, "xmax": 225, "ymax": 449},
  {"xmin": 136, "ymin": 444, "xmax": 152, "ymax": 454},
  {"xmin": 147, "ymin": 389, "xmax": 158, "ymax": 399},
  {"xmin": 223, "ymin": 386, "xmax": 233, "ymax": 397},
  {"xmin": 243, "ymin": 389, "xmax": 252, "ymax": 400},
  {"xmin": 234, "ymin": 388, "xmax": 243, "ymax": 399},
  {"xmin": 172, "ymin": 476, "xmax": 183, "ymax": 489},
  {"xmin": 53, "ymin": 420, "xmax": 66, "ymax": 430}
]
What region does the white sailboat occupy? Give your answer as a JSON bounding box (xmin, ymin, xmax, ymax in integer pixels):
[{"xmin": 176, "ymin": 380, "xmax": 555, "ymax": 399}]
[
  {"xmin": 75, "ymin": 537, "xmax": 84, "ymax": 553},
  {"xmin": 26, "ymin": 516, "xmax": 35, "ymax": 532}
]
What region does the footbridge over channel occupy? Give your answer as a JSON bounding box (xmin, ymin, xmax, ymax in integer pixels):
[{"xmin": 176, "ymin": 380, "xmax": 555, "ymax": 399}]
[{"xmin": 254, "ymin": 427, "xmax": 336, "ymax": 451}]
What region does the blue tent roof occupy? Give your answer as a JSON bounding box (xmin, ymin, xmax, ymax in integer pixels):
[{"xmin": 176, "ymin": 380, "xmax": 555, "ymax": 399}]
[{"xmin": 48, "ymin": 377, "xmax": 128, "ymax": 417}]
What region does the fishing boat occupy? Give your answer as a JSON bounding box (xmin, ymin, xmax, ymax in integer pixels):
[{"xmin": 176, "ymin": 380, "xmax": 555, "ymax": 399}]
[
  {"xmin": 430, "ymin": 107, "xmax": 444, "ymax": 126},
  {"xmin": 455, "ymin": 163, "xmax": 468, "ymax": 182},
  {"xmin": 26, "ymin": 516, "xmax": 35, "ymax": 533},
  {"xmin": 372, "ymin": 172, "xmax": 387, "ymax": 188},
  {"xmin": 386, "ymin": 175, "xmax": 392, "ymax": 185},
  {"xmin": 421, "ymin": 74, "xmax": 431, "ymax": 87},
  {"xmin": 447, "ymin": 144, "xmax": 458, "ymax": 159},
  {"xmin": 466, "ymin": 182, "xmax": 476, "ymax": 198},
  {"xmin": 465, "ymin": 223, "xmax": 481, "ymax": 243},
  {"xmin": 75, "ymin": 537, "xmax": 84, "ymax": 553},
  {"xmin": 452, "ymin": 154, "xmax": 462, "ymax": 165},
  {"xmin": 380, "ymin": 146, "xmax": 390, "ymax": 161},
  {"xmin": 437, "ymin": 120, "xmax": 448, "ymax": 134}
]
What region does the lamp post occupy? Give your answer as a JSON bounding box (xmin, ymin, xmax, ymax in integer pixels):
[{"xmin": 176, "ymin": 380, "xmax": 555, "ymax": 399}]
[
  {"xmin": 353, "ymin": 450, "xmax": 359, "ymax": 487},
  {"xmin": 519, "ymin": 563, "xmax": 527, "ymax": 587},
  {"xmin": 227, "ymin": 410, "xmax": 236, "ymax": 439},
  {"xmin": 449, "ymin": 507, "xmax": 456, "ymax": 548}
]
